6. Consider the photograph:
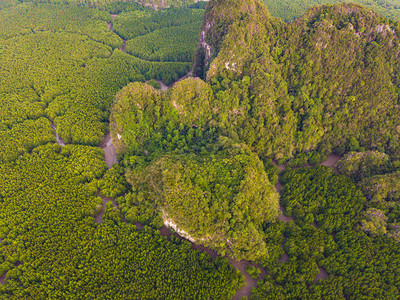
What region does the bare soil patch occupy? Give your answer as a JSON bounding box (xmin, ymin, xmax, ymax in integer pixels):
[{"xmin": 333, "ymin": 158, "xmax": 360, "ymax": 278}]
[
  {"xmin": 314, "ymin": 266, "xmax": 329, "ymax": 283},
  {"xmin": 99, "ymin": 132, "xmax": 118, "ymax": 169}
]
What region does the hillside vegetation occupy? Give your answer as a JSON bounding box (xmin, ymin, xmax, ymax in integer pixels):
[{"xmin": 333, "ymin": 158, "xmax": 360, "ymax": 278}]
[
  {"xmin": 336, "ymin": 151, "xmax": 400, "ymax": 241},
  {"xmin": 193, "ymin": 0, "xmax": 400, "ymax": 162},
  {"xmin": 110, "ymin": 81, "xmax": 280, "ymax": 260},
  {"xmin": 111, "ymin": 0, "xmax": 400, "ymax": 297},
  {"xmin": 263, "ymin": 0, "xmax": 400, "ymax": 22}
]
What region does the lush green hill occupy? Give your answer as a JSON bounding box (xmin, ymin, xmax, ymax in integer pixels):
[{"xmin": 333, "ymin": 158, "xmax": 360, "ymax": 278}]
[
  {"xmin": 193, "ymin": 0, "xmax": 400, "ymax": 162},
  {"xmin": 110, "ymin": 0, "xmax": 400, "ymax": 296}
]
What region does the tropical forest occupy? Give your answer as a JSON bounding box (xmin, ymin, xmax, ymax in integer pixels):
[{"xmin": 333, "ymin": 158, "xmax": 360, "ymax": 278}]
[{"xmin": 0, "ymin": 0, "xmax": 399, "ymax": 299}]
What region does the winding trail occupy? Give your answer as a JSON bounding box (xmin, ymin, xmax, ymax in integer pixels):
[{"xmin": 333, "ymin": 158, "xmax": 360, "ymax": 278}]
[
  {"xmin": 272, "ymin": 154, "xmax": 341, "ymax": 282},
  {"xmin": 98, "ymin": 132, "xmax": 117, "ymax": 169},
  {"xmin": 318, "ymin": 154, "xmax": 341, "ymax": 174},
  {"xmin": 278, "ymin": 238, "xmax": 289, "ymax": 263},
  {"xmin": 51, "ymin": 122, "xmax": 65, "ymax": 147},
  {"xmin": 94, "ymin": 190, "xmax": 128, "ymax": 224},
  {"xmin": 229, "ymin": 259, "xmax": 266, "ymax": 300},
  {"xmin": 145, "ymin": 79, "xmax": 169, "ymax": 91},
  {"xmin": 108, "ymin": 14, "xmax": 127, "ymax": 52}
]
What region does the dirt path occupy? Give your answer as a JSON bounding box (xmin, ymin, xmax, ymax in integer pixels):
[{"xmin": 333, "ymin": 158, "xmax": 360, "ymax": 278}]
[
  {"xmin": 94, "ymin": 192, "xmax": 110, "ymax": 224},
  {"xmin": 108, "ymin": 14, "xmax": 127, "ymax": 52},
  {"xmin": 229, "ymin": 259, "xmax": 266, "ymax": 300},
  {"xmin": 95, "ymin": 190, "xmax": 128, "ymax": 224},
  {"xmin": 272, "ymin": 160, "xmax": 294, "ymax": 222},
  {"xmin": 166, "ymin": 71, "xmax": 193, "ymax": 88},
  {"xmin": 51, "ymin": 122, "xmax": 65, "ymax": 147},
  {"xmin": 146, "ymin": 73, "xmax": 193, "ymax": 92},
  {"xmin": 318, "ymin": 154, "xmax": 341, "ymax": 174},
  {"xmin": 145, "ymin": 79, "xmax": 169, "ymax": 91},
  {"xmin": 314, "ymin": 266, "xmax": 329, "ymax": 283},
  {"xmin": 98, "ymin": 132, "xmax": 117, "ymax": 169},
  {"xmin": 0, "ymin": 261, "xmax": 22, "ymax": 285},
  {"xmin": 157, "ymin": 80, "xmax": 169, "ymax": 91},
  {"xmin": 272, "ymin": 154, "xmax": 341, "ymax": 283},
  {"xmin": 0, "ymin": 272, "xmax": 6, "ymax": 285},
  {"xmin": 279, "ymin": 237, "xmax": 289, "ymax": 263}
]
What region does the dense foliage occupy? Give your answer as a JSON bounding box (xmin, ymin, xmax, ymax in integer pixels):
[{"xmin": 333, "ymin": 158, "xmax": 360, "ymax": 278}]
[
  {"xmin": 3, "ymin": 0, "xmax": 202, "ymax": 10},
  {"xmin": 126, "ymin": 21, "xmax": 201, "ymax": 62},
  {"xmin": 194, "ymin": 1, "xmax": 400, "ymax": 161},
  {"xmin": 337, "ymin": 151, "xmax": 400, "ymax": 241},
  {"xmin": 98, "ymin": 164, "xmax": 128, "ymax": 197},
  {"xmin": 336, "ymin": 151, "xmax": 392, "ymax": 181},
  {"xmin": 110, "ymin": 81, "xmax": 280, "ymax": 260},
  {"xmin": 0, "ymin": 144, "xmax": 243, "ymax": 299},
  {"xmin": 0, "ymin": 2, "xmax": 121, "ymax": 47},
  {"xmin": 0, "ymin": 2, "xmax": 191, "ymax": 162},
  {"xmin": 112, "ymin": 7, "xmax": 204, "ymax": 40},
  {"xmin": 111, "ymin": 6, "xmax": 204, "ymax": 64},
  {"xmin": 110, "ymin": 79, "xmax": 216, "ymax": 157},
  {"xmin": 3, "ymin": 0, "xmax": 400, "ymax": 298},
  {"xmin": 0, "ymin": 1, "xmax": 245, "ymax": 298},
  {"xmin": 252, "ymin": 167, "xmax": 400, "ymax": 299},
  {"xmin": 262, "ymin": 0, "xmax": 400, "ymax": 22}
]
